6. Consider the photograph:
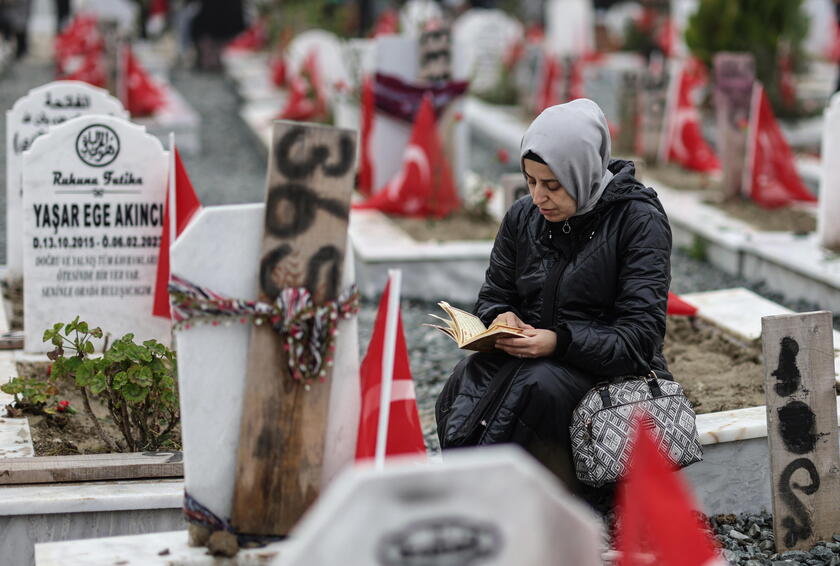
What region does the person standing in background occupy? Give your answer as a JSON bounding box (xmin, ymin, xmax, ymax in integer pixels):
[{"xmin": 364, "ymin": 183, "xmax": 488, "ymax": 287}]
[
  {"xmin": 190, "ymin": 0, "xmax": 245, "ymax": 71},
  {"xmin": 54, "ymin": 0, "xmax": 70, "ymax": 32},
  {"xmin": 0, "ymin": 0, "xmax": 31, "ymax": 59}
]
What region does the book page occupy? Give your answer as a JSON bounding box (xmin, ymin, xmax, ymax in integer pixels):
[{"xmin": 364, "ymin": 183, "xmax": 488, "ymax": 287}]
[{"xmin": 439, "ymin": 302, "xmax": 487, "ymax": 343}]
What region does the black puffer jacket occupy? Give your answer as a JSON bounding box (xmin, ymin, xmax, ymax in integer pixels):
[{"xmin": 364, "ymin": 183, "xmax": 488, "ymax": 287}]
[
  {"xmin": 436, "ymin": 159, "xmax": 672, "ymax": 450},
  {"xmin": 477, "ymin": 158, "xmax": 671, "ymax": 377}
]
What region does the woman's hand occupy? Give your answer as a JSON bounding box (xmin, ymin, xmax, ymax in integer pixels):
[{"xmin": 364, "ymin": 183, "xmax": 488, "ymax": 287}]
[
  {"xmin": 495, "ymin": 329, "xmax": 557, "ymax": 359},
  {"xmin": 491, "ymin": 311, "xmax": 532, "ymax": 330}
]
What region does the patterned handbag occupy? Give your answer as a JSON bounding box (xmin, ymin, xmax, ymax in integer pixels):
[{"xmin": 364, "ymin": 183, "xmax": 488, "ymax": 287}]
[{"xmin": 570, "ymin": 371, "xmax": 703, "ymax": 487}]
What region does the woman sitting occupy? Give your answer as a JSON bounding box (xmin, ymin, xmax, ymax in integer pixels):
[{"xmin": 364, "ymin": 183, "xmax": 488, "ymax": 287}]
[{"xmin": 435, "ymin": 98, "xmax": 672, "ymax": 502}]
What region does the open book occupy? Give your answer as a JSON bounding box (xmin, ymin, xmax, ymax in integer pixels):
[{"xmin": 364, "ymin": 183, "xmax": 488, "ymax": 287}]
[{"xmin": 424, "ymin": 301, "xmax": 526, "ymax": 352}]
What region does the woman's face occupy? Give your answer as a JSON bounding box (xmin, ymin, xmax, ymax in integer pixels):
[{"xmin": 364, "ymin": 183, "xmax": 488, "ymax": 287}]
[{"xmin": 523, "ymin": 158, "xmax": 577, "ymax": 222}]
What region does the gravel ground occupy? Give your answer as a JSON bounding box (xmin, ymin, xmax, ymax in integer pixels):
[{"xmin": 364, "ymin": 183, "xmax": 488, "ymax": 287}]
[{"xmin": 707, "ymin": 511, "xmax": 840, "ymax": 565}]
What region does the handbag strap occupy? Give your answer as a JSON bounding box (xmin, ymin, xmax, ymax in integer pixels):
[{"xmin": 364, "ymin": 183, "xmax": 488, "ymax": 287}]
[
  {"xmin": 597, "ymin": 371, "xmax": 663, "ymax": 409},
  {"xmin": 447, "ymin": 356, "xmax": 523, "ymax": 447}
]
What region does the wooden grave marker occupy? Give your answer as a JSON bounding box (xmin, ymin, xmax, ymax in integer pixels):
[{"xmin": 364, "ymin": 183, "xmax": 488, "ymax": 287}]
[
  {"xmin": 231, "ymin": 121, "xmax": 356, "ymax": 536},
  {"xmin": 501, "ymin": 172, "xmax": 528, "ymax": 213},
  {"xmin": 762, "ymin": 311, "xmax": 840, "ymax": 551},
  {"xmin": 713, "ymin": 53, "xmax": 755, "ymax": 200},
  {"xmin": 638, "ymin": 60, "xmax": 669, "ymax": 164}
]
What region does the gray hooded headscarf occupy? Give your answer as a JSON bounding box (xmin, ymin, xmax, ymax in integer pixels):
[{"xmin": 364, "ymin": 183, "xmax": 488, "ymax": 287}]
[{"xmin": 519, "ymin": 98, "xmax": 614, "ymax": 218}]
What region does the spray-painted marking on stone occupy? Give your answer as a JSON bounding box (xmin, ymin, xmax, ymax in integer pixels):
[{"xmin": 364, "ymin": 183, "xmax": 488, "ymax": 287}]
[
  {"xmin": 264, "ymin": 184, "xmax": 348, "ymax": 239},
  {"xmin": 259, "ymin": 128, "xmax": 353, "ymax": 304},
  {"xmin": 773, "ymin": 336, "xmax": 801, "ymax": 397},
  {"xmin": 774, "ymin": 336, "xmax": 818, "ymax": 548},
  {"xmin": 778, "ymin": 401, "xmax": 817, "ymax": 454},
  {"xmin": 778, "ymin": 458, "xmax": 820, "ymax": 548},
  {"xmin": 273, "ymin": 126, "xmax": 354, "ymax": 180}
]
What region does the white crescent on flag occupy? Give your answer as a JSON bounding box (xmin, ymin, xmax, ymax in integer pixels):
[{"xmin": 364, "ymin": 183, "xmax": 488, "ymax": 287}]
[{"xmin": 387, "ymin": 144, "xmax": 431, "ymax": 199}]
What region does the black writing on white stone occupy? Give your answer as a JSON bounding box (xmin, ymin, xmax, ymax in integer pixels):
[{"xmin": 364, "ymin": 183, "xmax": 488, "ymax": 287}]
[
  {"xmin": 33, "ymin": 202, "xmax": 163, "ymax": 234},
  {"xmin": 45, "ymin": 92, "xmax": 91, "ymax": 109},
  {"xmin": 75, "ymin": 124, "xmax": 120, "ymax": 167}
]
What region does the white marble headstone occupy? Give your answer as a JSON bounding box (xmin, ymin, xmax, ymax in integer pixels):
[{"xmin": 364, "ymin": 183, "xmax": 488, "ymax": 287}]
[
  {"xmin": 372, "ymin": 36, "xmax": 418, "ymax": 192},
  {"xmin": 399, "ymin": 0, "xmax": 443, "ymax": 37},
  {"xmin": 819, "ymin": 92, "xmax": 840, "ymax": 250},
  {"xmin": 452, "ymin": 9, "xmax": 523, "ymax": 95},
  {"xmin": 170, "ymin": 204, "xmax": 360, "ymax": 524},
  {"xmin": 545, "ymin": 0, "xmax": 594, "ymax": 58},
  {"xmin": 21, "ymin": 115, "xmax": 169, "ymax": 353},
  {"xmin": 78, "ymin": 0, "xmax": 138, "ymax": 34},
  {"xmin": 6, "ymin": 81, "xmax": 127, "ymax": 280},
  {"xmin": 281, "ymin": 446, "xmax": 604, "ymax": 566},
  {"xmin": 372, "ymin": 36, "xmax": 468, "ymax": 194},
  {"xmin": 285, "ymin": 29, "xmax": 350, "ymax": 94}
]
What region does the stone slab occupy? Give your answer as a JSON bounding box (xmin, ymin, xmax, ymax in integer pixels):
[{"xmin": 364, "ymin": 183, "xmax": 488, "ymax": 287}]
[
  {"xmin": 35, "ymin": 530, "xmax": 287, "ymax": 566},
  {"xmin": 349, "ymin": 209, "xmax": 492, "ymax": 303},
  {"xmin": 240, "ymin": 100, "xmax": 279, "ymax": 154},
  {"xmin": 0, "ymin": 479, "xmax": 183, "ymax": 516},
  {"xmin": 133, "ymin": 83, "xmax": 201, "ymax": 155},
  {"xmin": 0, "ymin": 417, "xmax": 34, "ymax": 458}
]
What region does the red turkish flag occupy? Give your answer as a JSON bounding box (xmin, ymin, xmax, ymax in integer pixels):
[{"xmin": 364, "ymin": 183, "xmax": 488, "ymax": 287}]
[
  {"xmin": 667, "ymin": 292, "xmax": 698, "ymax": 316},
  {"xmin": 61, "ymin": 48, "xmax": 106, "ymax": 88},
  {"xmin": 371, "ymin": 9, "xmax": 398, "ymax": 37},
  {"xmin": 276, "ymin": 51, "xmax": 327, "ymax": 122},
  {"xmin": 357, "ymin": 76, "xmax": 375, "ymax": 196},
  {"xmin": 662, "ymin": 60, "xmax": 720, "ymax": 173},
  {"xmin": 152, "ymin": 148, "xmax": 203, "ymax": 319},
  {"xmin": 353, "ymin": 95, "xmax": 460, "ymax": 218},
  {"xmin": 270, "ymin": 56, "xmax": 286, "ymax": 88},
  {"xmin": 567, "ymin": 58, "xmax": 585, "ymax": 101},
  {"xmin": 302, "ymin": 50, "xmax": 328, "ymax": 117},
  {"xmin": 355, "ymin": 279, "xmax": 426, "ymax": 460},
  {"xmin": 55, "ymin": 14, "xmax": 102, "ymax": 72},
  {"xmin": 123, "ymin": 47, "xmax": 166, "ymax": 117},
  {"xmin": 226, "ymin": 21, "xmax": 265, "ymax": 52},
  {"xmin": 276, "ymin": 76, "xmax": 319, "ymax": 121},
  {"xmin": 536, "ymin": 55, "xmax": 562, "ymax": 113},
  {"xmin": 615, "ymin": 421, "xmax": 723, "ymax": 566},
  {"xmin": 744, "ymin": 83, "xmax": 816, "ymax": 208}
]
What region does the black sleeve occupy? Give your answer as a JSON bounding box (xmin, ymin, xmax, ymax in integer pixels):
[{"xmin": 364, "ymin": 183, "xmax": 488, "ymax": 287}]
[
  {"xmin": 474, "ymin": 207, "xmax": 522, "ymax": 326},
  {"xmin": 557, "ymin": 207, "xmax": 671, "ymax": 376}
]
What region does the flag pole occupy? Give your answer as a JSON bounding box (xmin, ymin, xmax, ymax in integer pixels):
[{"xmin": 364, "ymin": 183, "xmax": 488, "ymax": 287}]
[
  {"xmin": 375, "ymin": 269, "xmax": 402, "ymax": 470},
  {"xmin": 168, "ymin": 132, "xmax": 176, "ymax": 242}
]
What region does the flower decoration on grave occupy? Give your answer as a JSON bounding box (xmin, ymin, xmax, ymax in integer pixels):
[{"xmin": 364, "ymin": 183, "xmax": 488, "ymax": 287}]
[{"xmin": 169, "ymin": 274, "xmax": 360, "ymax": 388}]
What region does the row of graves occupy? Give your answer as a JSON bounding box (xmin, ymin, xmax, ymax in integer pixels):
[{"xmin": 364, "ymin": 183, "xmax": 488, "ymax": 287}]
[
  {"xmin": 7, "ymin": 75, "xmax": 840, "ymax": 566},
  {"xmin": 220, "ymin": 0, "xmax": 840, "ymax": 313},
  {"xmin": 4, "ymin": 2, "xmax": 840, "ymax": 565}
]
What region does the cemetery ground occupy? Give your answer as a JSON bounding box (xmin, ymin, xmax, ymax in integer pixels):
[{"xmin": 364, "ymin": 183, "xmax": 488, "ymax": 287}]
[{"xmin": 6, "ymin": 50, "xmax": 840, "ymax": 566}]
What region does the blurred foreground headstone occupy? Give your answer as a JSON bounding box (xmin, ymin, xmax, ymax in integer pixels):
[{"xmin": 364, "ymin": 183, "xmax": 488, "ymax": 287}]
[{"xmin": 280, "ymin": 446, "xmax": 604, "ymax": 566}]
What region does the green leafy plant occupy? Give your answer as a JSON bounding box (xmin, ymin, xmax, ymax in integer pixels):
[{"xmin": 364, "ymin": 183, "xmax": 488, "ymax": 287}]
[
  {"xmin": 0, "ymin": 375, "xmax": 58, "ymax": 411},
  {"xmin": 44, "ymin": 317, "xmax": 179, "ymax": 453},
  {"xmin": 684, "ymin": 0, "xmax": 810, "ymax": 116}
]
